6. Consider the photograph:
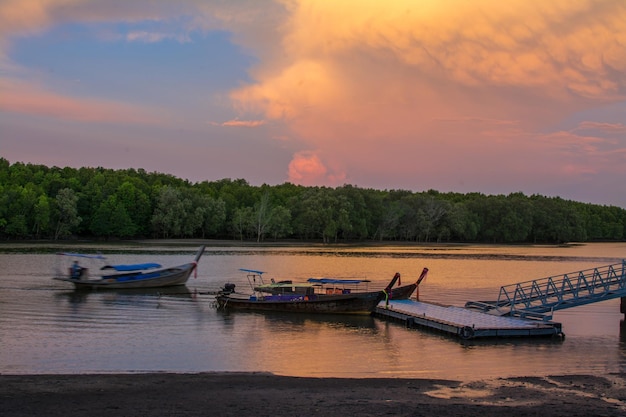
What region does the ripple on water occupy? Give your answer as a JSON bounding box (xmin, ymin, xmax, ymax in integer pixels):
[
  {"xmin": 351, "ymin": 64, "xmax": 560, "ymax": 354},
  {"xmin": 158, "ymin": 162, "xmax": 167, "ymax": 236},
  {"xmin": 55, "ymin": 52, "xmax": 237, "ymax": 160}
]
[{"xmin": 1, "ymin": 245, "xmax": 626, "ymax": 378}]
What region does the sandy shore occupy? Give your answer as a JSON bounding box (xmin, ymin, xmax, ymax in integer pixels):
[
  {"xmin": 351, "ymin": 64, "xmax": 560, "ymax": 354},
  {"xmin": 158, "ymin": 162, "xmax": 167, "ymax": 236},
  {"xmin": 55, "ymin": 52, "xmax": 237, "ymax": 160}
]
[{"xmin": 2, "ymin": 373, "xmax": 625, "ymax": 416}]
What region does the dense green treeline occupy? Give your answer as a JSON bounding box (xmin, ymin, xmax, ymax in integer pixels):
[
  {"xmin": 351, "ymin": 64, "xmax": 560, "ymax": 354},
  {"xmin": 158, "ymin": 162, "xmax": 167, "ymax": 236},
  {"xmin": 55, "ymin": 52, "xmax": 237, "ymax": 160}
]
[{"xmin": 1, "ymin": 157, "xmax": 625, "ymax": 243}]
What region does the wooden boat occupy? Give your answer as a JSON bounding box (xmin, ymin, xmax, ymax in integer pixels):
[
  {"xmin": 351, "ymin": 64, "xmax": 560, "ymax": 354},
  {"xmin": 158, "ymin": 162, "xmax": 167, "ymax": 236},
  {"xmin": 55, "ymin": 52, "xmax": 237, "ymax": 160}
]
[
  {"xmin": 52, "ymin": 246, "xmax": 205, "ymax": 290},
  {"xmin": 215, "ymin": 268, "xmax": 429, "ymax": 314}
]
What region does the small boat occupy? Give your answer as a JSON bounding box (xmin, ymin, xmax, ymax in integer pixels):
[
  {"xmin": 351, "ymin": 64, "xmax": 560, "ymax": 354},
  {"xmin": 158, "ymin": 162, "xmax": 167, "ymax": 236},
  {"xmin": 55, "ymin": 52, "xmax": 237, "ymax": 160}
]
[
  {"xmin": 215, "ymin": 267, "xmax": 429, "ymax": 314},
  {"xmin": 53, "ymin": 246, "xmax": 205, "ymax": 290}
]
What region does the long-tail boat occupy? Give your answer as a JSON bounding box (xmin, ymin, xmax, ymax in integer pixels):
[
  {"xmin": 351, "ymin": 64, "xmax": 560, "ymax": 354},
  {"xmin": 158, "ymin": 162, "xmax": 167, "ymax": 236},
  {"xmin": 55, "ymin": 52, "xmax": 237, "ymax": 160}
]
[
  {"xmin": 215, "ymin": 267, "xmax": 428, "ymax": 314},
  {"xmin": 53, "ymin": 246, "xmax": 205, "ymax": 290}
]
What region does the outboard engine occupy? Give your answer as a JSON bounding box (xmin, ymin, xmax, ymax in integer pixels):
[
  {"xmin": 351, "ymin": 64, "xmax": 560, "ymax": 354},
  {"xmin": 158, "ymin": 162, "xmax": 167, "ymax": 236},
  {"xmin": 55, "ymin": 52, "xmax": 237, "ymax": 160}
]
[{"xmin": 221, "ymin": 283, "xmax": 236, "ymax": 294}]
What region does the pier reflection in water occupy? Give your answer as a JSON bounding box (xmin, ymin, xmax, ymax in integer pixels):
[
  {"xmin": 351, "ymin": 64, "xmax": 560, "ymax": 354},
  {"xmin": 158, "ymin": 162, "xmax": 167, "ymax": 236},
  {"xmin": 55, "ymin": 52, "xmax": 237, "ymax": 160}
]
[{"xmin": 0, "ymin": 242, "xmax": 625, "ymax": 380}]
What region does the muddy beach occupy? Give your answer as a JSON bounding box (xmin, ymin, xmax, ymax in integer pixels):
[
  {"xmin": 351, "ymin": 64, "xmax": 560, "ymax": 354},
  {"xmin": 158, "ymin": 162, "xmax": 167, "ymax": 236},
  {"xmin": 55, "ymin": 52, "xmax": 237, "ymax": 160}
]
[{"xmin": 2, "ymin": 372, "xmax": 625, "ymax": 416}]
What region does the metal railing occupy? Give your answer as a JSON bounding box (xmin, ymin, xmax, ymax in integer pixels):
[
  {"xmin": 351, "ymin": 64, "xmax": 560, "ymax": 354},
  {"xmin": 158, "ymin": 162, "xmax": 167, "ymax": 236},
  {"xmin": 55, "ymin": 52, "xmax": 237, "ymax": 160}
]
[{"xmin": 495, "ymin": 260, "xmax": 626, "ymax": 319}]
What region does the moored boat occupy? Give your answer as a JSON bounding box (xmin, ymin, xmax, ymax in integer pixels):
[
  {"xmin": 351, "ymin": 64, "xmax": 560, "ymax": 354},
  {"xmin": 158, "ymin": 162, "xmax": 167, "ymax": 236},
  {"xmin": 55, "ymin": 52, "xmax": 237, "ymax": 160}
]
[
  {"xmin": 215, "ymin": 268, "xmax": 428, "ymax": 314},
  {"xmin": 52, "ymin": 246, "xmax": 205, "ymax": 290}
]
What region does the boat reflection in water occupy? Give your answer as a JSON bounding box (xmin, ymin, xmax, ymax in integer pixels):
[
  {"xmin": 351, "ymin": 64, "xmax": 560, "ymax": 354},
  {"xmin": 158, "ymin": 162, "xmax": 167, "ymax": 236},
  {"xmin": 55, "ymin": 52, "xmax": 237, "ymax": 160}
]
[{"xmin": 55, "ymin": 286, "xmax": 197, "ymax": 306}]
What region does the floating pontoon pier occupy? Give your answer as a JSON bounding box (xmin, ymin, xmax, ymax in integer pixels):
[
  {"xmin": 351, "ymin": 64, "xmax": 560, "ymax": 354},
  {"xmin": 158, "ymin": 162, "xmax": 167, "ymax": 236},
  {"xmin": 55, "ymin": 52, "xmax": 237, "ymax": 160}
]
[
  {"xmin": 374, "ymin": 260, "xmax": 626, "ymax": 340},
  {"xmin": 373, "ymin": 299, "xmax": 562, "ymax": 339}
]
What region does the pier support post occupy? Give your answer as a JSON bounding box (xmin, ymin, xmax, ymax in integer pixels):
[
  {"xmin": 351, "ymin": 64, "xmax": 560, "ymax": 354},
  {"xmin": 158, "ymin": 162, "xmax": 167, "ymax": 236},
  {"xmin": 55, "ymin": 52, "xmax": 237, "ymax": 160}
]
[{"xmin": 621, "ymin": 297, "xmax": 626, "ymax": 316}]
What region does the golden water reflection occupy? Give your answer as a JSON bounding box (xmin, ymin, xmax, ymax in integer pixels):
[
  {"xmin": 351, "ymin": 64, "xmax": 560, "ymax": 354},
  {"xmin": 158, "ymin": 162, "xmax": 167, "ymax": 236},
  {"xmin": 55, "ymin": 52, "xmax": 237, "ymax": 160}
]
[{"xmin": 1, "ymin": 242, "xmax": 625, "ymax": 379}]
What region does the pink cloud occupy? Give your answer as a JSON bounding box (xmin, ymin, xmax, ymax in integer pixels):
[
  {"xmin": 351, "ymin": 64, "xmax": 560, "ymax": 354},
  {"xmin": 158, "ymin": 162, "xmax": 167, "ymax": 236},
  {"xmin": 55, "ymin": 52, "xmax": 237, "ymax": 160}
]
[
  {"xmin": 126, "ymin": 31, "xmax": 190, "ymax": 43},
  {"xmin": 573, "ymin": 121, "xmax": 626, "ymax": 134},
  {"xmin": 287, "ymin": 151, "xmax": 346, "ymax": 186},
  {"xmin": 0, "ymin": 79, "xmax": 163, "ymax": 124}
]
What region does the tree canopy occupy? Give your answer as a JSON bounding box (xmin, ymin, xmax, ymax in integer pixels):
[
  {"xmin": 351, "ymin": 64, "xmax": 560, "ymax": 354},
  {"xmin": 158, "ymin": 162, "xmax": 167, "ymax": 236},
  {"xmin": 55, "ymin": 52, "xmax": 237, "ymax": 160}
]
[{"xmin": 1, "ymin": 157, "xmax": 624, "ymax": 243}]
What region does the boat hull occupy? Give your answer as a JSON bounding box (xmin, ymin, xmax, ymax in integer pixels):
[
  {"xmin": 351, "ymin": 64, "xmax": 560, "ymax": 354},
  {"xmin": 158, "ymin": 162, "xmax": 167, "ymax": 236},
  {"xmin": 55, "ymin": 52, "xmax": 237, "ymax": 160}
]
[
  {"xmin": 53, "ymin": 262, "xmax": 197, "ymax": 290},
  {"xmin": 216, "ymin": 282, "xmax": 418, "ymax": 314},
  {"xmin": 216, "ymin": 292, "xmax": 383, "ymax": 314}
]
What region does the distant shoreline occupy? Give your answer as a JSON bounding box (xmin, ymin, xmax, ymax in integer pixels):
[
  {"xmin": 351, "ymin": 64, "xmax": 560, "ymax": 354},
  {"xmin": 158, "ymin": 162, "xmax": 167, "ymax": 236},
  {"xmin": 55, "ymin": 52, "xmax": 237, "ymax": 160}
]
[
  {"xmin": 0, "ymin": 239, "xmax": 609, "ymax": 258},
  {"xmin": 0, "ymin": 238, "xmax": 588, "ymax": 248}
]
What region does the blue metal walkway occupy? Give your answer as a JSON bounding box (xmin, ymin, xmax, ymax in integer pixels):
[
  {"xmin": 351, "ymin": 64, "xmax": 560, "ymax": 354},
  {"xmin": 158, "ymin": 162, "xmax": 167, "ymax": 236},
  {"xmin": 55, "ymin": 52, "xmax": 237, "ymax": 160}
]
[{"xmin": 465, "ymin": 260, "xmax": 626, "ymax": 320}]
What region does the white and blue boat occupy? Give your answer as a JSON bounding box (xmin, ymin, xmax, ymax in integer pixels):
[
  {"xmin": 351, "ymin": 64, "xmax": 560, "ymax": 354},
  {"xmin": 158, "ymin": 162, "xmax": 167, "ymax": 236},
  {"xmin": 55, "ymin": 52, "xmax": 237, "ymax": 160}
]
[{"xmin": 53, "ymin": 246, "xmax": 205, "ymax": 290}]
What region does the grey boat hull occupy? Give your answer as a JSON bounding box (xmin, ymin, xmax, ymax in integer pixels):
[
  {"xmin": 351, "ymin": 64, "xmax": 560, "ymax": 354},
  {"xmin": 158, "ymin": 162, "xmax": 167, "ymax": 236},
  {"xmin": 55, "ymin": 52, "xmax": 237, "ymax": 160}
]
[{"xmin": 53, "ymin": 246, "xmax": 205, "ymax": 290}]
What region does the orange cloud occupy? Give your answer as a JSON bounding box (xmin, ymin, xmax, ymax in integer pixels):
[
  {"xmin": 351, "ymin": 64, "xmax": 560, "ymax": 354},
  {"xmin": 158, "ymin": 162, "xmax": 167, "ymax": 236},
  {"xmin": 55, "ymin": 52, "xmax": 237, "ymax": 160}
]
[
  {"xmin": 233, "ymin": 0, "xmax": 626, "ymax": 120},
  {"xmin": 0, "ymin": 0, "xmax": 66, "ymax": 37},
  {"xmin": 229, "ymin": 0, "xmax": 626, "ymax": 191},
  {"xmin": 220, "ymin": 119, "xmax": 266, "ymax": 127}
]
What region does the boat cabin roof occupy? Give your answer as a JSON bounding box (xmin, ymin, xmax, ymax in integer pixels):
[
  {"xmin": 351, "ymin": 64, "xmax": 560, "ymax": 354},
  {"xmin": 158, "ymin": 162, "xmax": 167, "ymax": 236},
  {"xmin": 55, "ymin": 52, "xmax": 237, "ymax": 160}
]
[
  {"xmin": 256, "ymin": 282, "xmax": 313, "ymax": 289},
  {"xmin": 240, "ymin": 268, "xmax": 370, "ymax": 287},
  {"xmin": 239, "ymin": 268, "xmax": 265, "ymax": 275},
  {"xmin": 58, "ymin": 253, "xmax": 161, "ymax": 272},
  {"xmin": 58, "ymin": 252, "xmax": 106, "ymax": 260}
]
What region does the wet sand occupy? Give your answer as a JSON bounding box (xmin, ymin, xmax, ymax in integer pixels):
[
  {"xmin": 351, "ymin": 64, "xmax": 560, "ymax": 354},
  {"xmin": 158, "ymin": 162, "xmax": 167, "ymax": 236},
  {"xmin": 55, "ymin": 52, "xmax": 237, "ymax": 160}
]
[{"xmin": 2, "ymin": 373, "xmax": 625, "ymax": 416}]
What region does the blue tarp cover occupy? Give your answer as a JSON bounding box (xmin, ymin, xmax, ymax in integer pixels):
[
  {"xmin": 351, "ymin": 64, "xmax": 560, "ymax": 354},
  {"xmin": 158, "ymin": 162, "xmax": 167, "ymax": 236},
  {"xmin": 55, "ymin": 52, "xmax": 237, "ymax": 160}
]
[{"xmin": 103, "ymin": 263, "xmax": 162, "ymax": 272}]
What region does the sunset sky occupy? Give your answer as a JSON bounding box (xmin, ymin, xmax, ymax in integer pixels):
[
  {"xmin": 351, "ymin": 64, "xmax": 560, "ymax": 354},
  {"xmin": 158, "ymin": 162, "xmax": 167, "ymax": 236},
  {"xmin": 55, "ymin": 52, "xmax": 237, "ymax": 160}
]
[{"xmin": 1, "ymin": 0, "xmax": 625, "ymax": 207}]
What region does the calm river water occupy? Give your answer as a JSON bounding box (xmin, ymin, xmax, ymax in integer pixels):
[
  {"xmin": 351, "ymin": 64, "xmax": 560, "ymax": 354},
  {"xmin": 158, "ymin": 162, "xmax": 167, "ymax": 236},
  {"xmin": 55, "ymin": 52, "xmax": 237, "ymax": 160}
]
[{"xmin": 1, "ymin": 242, "xmax": 625, "ymax": 380}]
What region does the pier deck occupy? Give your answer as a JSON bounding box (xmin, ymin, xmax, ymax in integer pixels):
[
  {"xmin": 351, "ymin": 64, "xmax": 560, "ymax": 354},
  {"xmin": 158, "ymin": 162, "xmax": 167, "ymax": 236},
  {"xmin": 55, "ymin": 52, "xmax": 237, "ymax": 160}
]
[{"xmin": 373, "ymin": 299, "xmax": 562, "ymax": 339}]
